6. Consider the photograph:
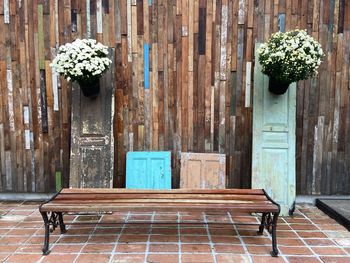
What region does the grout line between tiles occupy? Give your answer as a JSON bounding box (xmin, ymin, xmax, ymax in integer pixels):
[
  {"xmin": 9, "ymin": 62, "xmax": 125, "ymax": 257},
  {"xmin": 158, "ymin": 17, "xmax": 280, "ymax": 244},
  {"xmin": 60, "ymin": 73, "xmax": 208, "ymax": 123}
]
[
  {"xmin": 71, "ymin": 213, "xmax": 103, "ymax": 263},
  {"xmin": 228, "ymin": 212, "xmax": 253, "ymax": 263},
  {"xmin": 108, "ymin": 212, "xmax": 130, "ymax": 263},
  {"xmin": 178, "ymin": 212, "xmax": 181, "ymax": 263},
  {"xmin": 143, "ymin": 211, "xmax": 155, "ymax": 263},
  {"xmin": 203, "ymin": 212, "xmax": 217, "ymax": 263}
]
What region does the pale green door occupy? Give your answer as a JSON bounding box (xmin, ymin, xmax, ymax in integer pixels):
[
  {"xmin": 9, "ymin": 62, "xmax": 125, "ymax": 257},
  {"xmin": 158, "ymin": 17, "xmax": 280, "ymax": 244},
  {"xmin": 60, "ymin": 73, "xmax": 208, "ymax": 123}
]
[{"xmin": 252, "ymin": 44, "xmax": 296, "ymax": 216}]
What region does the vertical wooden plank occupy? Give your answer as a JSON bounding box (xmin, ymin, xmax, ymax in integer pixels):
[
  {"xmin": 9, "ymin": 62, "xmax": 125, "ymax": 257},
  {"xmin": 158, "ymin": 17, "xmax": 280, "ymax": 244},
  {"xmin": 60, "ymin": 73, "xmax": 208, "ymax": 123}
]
[
  {"xmin": 137, "ymin": 0, "xmax": 144, "ymax": 35},
  {"xmin": 144, "ymin": 90, "xmax": 151, "ymax": 150},
  {"xmin": 143, "ymin": 0, "xmax": 149, "ymax": 43},
  {"xmin": 131, "ymin": 5, "xmax": 137, "ymax": 52},
  {"xmin": 4, "ymin": 0, "xmax": 10, "ymax": 24},
  {"xmin": 247, "ymin": 0, "xmax": 253, "ymax": 28},
  {"xmin": 40, "ymin": 70, "xmax": 48, "ymax": 133},
  {"xmin": 96, "ymin": 0, "xmax": 103, "ymax": 37},
  {"xmin": 167, "ymin": 43, "xmax": 175, "ymax": 152},
  {"xmin": 231, "ymin": 0, "xmax": 238, "ymax": 71},
  {"xmin": 6, "ymin": 69, "xmax": 14, "ymax": 133},
  {"xmin": 210, "ymin": 84, "xmax": 215, "ymax": 151},
  {"xmin": 0, "ymin": 61, "xmax": 6, "ymax": 189},
  {"xmin": 86, "ymin": 0, "xmax": 91, "ymax": 37},
  {"xmin": 170, "ymin": 8, "xmax": 180, "ymax": 163},
  {"xmin": 338, "ymin": 0, "xmax": 344, "ymax": 33},
  {"xmin": 238, "ymin": 0, "xmax": 245, "ymax": 25},
  {"xmin": 204, "ymin": 0, "xmax": 213, "ymax": 151},
  {"xmin": 312, "ymin": 0, "xmax": 320, "ymax": 39},
  {"xmin": 312, "ymin": 116, "xmax": 324, "ymax": 194},
  {"xmin": 218, "ymin": 80, "xmax": 226, "ymax": 153},
  {"xmin": 158, "ymin": 71, "xmax": 165, "ymax": 149},
  {"xmin": 152, "ymin": 43, "xmax": 158, "ymax": 150},
  {"xmin": 186, "ymin": 0, "xmax": 194, "ymax": 150},
  {"xmin": 188, "ymin": 0, "xmax": 194, "ymax": 71},
  {"xmin": 0, "ymin": 123, "xmax": 5, "ymax": 189},
  {"xmin": 256, "ymin": 0, "xmax": 264, "ymax": 42},
  {"xmin": 127, "ymin": 0, "xmax": 132, "ymax": 61},
  {"xmin": 144, "ymin": 43, "xmax": 150, "ymax": 89},
  {"xmin": 220, "ymin": 3, "xmax": 228, "ymax": 80},
  {"xmin": 278, "ymin": 13, "xmax": 286, "ymax": 32},
  {"xmin": 37, "ymin": 5, "xmax": 45, "ymax": 69},
  {"xmin": 115, "ymin": 0, "xmax": 121, "ymax": 43},
  {"xmin": 198, "ymin": 6, "xmax": 206, "ymax": 55},
  {"xmin": 213, "ymin": 13, "xmax": 221, "ymax": 152},
  {"xmin": 157, "ymin": 1, "xmax": 165, "ymax": 72},
  {"xmin": 180, "ymin": 0, "xmax": 188, "ymax": 152},
  {"xmin": 245, "ymin": 62, "xmax": 251, "ymax": 108},
  {"xmin": 246, "ymin": 28, "xmax": 253, "ymax": 61}
]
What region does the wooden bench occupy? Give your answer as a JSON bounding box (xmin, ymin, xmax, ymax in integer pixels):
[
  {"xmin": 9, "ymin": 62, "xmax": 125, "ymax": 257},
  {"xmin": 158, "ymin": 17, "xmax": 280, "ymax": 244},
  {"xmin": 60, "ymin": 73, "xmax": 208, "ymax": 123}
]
[{"xmin": 39, "ymin": 188, "xmax": 280, "ymax": 256}]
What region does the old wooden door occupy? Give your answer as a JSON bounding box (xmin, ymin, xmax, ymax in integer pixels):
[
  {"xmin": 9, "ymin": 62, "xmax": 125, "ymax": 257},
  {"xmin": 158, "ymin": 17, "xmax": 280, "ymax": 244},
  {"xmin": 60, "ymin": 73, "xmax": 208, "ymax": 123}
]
[
  {"xmin": 252, "ymin": 44, "xmax": 296, "ymax": 216},
  {"xmin": 69, "ymin": 49, "xmax": 115, "ymax": 188},
  {"xmin": 126, "ymin": 151, "xmax": 172, "ymax": 189},
  {"xmin": 180, "ymin": 153, "xmax": 226, "ymax": 189}
]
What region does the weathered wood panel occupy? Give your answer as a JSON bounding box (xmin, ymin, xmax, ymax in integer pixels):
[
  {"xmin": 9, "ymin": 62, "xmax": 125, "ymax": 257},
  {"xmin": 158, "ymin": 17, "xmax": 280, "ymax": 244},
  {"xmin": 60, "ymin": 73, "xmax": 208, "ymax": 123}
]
[
  {"xmin": 180, "ymin": 152, "xmax": 226, "ymax": 189},
  {"xmin": 0, "ymin": 1, "xmax": 349, "ymax": 194}
]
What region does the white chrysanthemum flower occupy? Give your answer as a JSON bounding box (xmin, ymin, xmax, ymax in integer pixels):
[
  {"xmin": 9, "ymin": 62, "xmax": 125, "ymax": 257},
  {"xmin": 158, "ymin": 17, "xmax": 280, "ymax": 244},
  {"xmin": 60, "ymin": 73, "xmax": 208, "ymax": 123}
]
[
  {"xmin": 50, "ymin": 38, "xmax": 112, "ymax": 83},
  {"xmin": 258, "ymin": 29, "xmax": 324, "ymax": 84}
]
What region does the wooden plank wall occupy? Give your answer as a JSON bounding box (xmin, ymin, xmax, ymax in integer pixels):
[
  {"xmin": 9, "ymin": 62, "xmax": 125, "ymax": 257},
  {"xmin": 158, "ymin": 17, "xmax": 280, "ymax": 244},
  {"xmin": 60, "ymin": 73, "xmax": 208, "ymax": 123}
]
[{"xmin": 0, "ymin": 0, "xmax": 349, "ymax": 194}]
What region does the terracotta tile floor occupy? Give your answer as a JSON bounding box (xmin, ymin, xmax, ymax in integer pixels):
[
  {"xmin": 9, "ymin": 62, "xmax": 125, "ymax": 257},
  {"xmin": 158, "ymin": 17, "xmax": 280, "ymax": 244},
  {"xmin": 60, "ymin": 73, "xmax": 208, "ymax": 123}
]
[{"xmin": 1, "ymin": 202, "xmax": 350, "ymax": 263}]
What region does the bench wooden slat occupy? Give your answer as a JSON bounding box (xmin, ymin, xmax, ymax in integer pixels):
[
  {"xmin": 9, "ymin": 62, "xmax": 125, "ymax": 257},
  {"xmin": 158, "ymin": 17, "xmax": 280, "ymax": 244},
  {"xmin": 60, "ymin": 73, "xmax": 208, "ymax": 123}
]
[
  {"xmin": 47, "ymin": 199, "xmax": 273, "ymax": 205},
  {"xmin": 61, "ymin": 188, "xmax": 265, "ymax": 195},
  {"xmin": 40, "ymin": 203, "xmax": 279, "ymax": 213},
  {"xmin": 54, "ymin": 193, "xmax": 269, "ymax": 201}
]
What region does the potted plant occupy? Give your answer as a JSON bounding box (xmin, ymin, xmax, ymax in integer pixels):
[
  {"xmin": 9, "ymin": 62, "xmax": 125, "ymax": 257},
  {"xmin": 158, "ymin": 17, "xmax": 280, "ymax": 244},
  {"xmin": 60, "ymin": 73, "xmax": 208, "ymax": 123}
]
[
  {"xmin": 50, "ymin": 39, "xmax": 112, "ymax": 98},
  {"xmin": 258, "ymin": 29, "xmax": 324, "ymax": 95}
]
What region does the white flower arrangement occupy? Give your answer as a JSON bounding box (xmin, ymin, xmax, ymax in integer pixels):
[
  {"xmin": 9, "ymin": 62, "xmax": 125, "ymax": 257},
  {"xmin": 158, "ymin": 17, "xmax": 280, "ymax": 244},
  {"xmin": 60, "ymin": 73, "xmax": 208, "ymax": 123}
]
[
  {"xmin": 258, "ymin": 29, "xmax": 324, "ymax": 84},
  {"xmin": 50, "ymin": 39, "xmax": 112, "ymax": 83}
]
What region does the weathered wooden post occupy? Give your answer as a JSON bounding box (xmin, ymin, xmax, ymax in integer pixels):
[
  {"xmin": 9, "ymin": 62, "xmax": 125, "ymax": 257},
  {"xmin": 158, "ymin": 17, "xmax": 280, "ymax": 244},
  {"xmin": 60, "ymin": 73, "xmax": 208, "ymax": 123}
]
[
  {"xmin": 252, "ymin": 44, "xmax": 296, "ymax": 216},
  {"xmin": 69, "ymin": 49, "xmax": 115, "ymax": 188}
]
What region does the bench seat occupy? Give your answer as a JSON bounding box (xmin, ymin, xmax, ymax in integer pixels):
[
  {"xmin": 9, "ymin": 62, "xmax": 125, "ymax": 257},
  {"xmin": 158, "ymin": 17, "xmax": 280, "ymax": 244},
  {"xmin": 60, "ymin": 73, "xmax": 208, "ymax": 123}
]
[{"xmin": 39, "ymin": 188, "xmax": 280, "ymax": 257}]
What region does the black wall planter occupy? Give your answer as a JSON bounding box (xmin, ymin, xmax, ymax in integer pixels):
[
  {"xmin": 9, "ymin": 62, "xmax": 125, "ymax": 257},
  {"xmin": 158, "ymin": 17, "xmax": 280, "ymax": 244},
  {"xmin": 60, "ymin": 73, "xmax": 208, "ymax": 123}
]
[
  {"xmin": 78, "ymin": 78, "xmax": 100, "ymax": 98},
  {"xmin": 268, "ymin": 77, "xmax": 290, "ymax": 95}
]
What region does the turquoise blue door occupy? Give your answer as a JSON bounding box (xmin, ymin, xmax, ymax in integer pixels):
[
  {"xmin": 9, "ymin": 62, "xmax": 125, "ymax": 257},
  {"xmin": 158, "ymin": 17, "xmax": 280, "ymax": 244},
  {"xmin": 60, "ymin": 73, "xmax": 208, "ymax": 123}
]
[{"xmin": 126, "ymin": 151, "xmax": 172, "ymax": 189}]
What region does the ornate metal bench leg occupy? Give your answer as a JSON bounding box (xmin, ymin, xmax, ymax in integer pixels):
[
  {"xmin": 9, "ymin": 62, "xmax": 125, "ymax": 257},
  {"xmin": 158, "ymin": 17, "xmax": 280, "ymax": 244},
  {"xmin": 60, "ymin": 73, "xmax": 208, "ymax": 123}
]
[
  {"xmin": 40, "ymin": 212, "xmax": 51, "ymax": 255},
  {"xmin": 58, "ymin": 213, "xmax": 67, "ymax": 234},
  {"xmin": 257, "ymin": 213, "xmax": 267, "ymax": 235},
  {"xmin": 270, "ymin": 212, "xmax": 279, "ymax": 257}
]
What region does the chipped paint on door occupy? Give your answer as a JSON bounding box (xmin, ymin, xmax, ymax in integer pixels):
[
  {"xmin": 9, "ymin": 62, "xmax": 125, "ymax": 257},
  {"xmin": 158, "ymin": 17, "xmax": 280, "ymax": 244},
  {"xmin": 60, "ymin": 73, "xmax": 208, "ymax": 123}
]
[
  {"xmin": 180, "ymin": 152, "xmax": 226, "ymax": 189},
  {"xmin": 252, "ymin": 44, "xmax": 296, "ymax": 216},
  {"xmin": 126, "ymin": 151, "xmax": 172, "ymax": 189},
  {"xmin": 69, "ymin": 49, "xmax": 115, "ymax": 188}
]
